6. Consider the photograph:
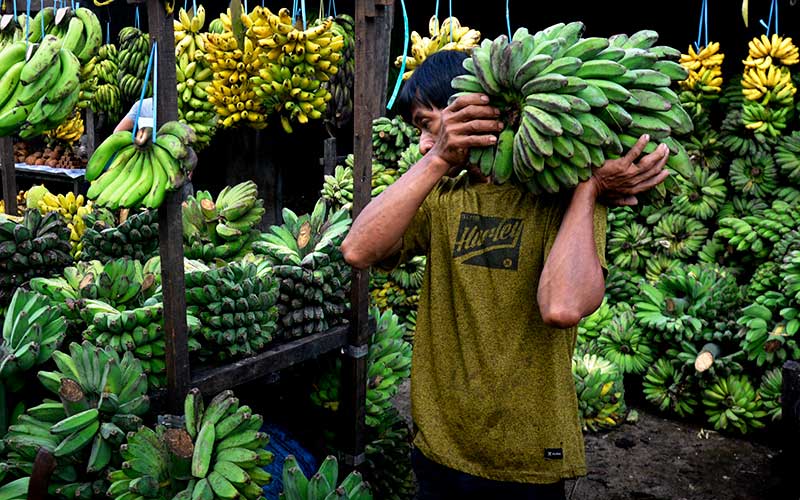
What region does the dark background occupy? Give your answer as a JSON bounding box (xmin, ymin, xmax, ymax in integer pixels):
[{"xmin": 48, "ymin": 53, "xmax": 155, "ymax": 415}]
[{"xmin": 7, "ymin": 0, "xmax": 800, "ymax": 221}]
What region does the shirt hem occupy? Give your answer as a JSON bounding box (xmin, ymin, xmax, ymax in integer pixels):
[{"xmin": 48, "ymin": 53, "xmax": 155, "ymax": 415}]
[{"xmin": 415, "ymin": 444, "xmax": 587, "ymax": 484}]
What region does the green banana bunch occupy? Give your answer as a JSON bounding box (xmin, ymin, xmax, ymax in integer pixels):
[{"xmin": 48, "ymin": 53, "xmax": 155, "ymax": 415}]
[
  {"xmin": 651, "ymin": 213, "xmax": 707, "ymax": 259},
  {"xmin": 758, "ymin": 368, "xmax": 783, "ymax": 422},
  {"xmin": 716, "ymin": 200, "xmax": 800, "ymax": 260},
  {"xmin": 117, "ymin": 27, "xmax": 152, "ymax": 104},
  {"xmin": 19, "ymin": 7, "xmax": 101, "ymax": 63},
  {"xmin": 595, "ymin": 303, "xmax": 654, "ymax": 374},
  {"xmin": 681, "ymin": 124, "xmax": 725, "ymax": 171},
  {"xmin": 183, "ymin": 181, "xmax": 264, "ymax": 263},
  {"xmin": 106, "ymin": 424, "xmax": 194, "ymax": 500},
  {"xmin": 0, "ymin": 210, "xmax": 72, "ymax": 306},
  {"xmin": 371, "ymin": 116, "xmax": 420, "ymax": 164},
  {"xmin": 183, "ymin": 388, "xmax": 274, "ymax": 500},
  {"xmin": 369, "ymin": 256, "xmax": 426, "ymax": 332},
  {"xmin": 719, "ymin": 109, "xmax": 774, "ymax": 157},
  {"xmin": 362, "ymin": 408, "xmax": 414, "ymax": 500},
  {"xmin": 702, "ymin": 374, "xmax": 766, "ymax": 434},
  {"xmin": 671, "ymin": 166, "xmax": 727, "ymax": 220},
  {"xmin": 30, "ymin": 260, "xmax": 104, "ymax": 333},
  {"xmin": 0, "ymin": 289, "xmax": 67, "ymax": 388},
  {"xmin": 667, "ymin": 340, "xmax": 744, "ymax": 379},
  {"xmin": 281, "ymin": 454, "xmax": 372, "ymax": 500},
  {"xmin": 604, "ymin": 266, "xmax": 642, "ymax": 304},
  {"xmin": 247, "ymin": 7, "xmax": 346, "ymax": 133},
  {"xmin": 0, "ymin": 478, "xmax": 28, "ymax": 500},
  {"xmin": 0, "ymin": 15, "xmax": 24, "ymax": 52},
  {"xmin": 607, "ymin": 221, "xmax": 652, "ymax": 271},
  {"xmin": 80, "ymin": 209, "xmax": 160, "ymax": 263},
  {"xmin": 325, "ymin": 14, "xmax": 355, "ymax": 129},
  {"xmin": 746, "ymin": 261, "xmax": 781, "ymax": 302},
  {"xmin": 717, "ymin": 196, "xmax": 768, "ymax": 220},
  {"xmin": 398, "ymin": 142, "xmax": 423, "ymax": 176},
  {"xmin": 642, "ymin": 358, "xmax": 698, "ymax": 417},
  {"xmin": 320, "ymin": 165, "xmax": 355, "ymax": 212},
  {"xmin": 78, "ymin": 56, "xmax": 99, "ymax": 110},
  {"xmin": 774, "ymin": 130, "xmax": 800, "ymax": 183},
  {"xmin": 738, "ymin": 292, "xmax": 800, "ymax": 368},
  {"xmin": 572, "ymin": 352, "xmax": 626, "ymax": 432},
  {"xmin": 576, "ymin": 297, "xmax": 613, "ymax": 344},
  {"xmin": 2, "ymin": 342, "xmax": 149, "ymax": 497},
  {"xmin": 453, "ymin": 23, "xmax": 693, "ymax": 193},
  {"xmin": 0, "ymin": 35, "xmax": 81, "ymax": 139},
  {"xmin": 183, "ymin": 260, "xmax": 279, "ymax": 361},
  {"xmin": 92, "ymin": 44, "xmax": 122, "ymax": 119},
  {"xmin": 253, "ymin": 200, "xmax": 351, "ymax": 338},
  {"xmin": 85, "ymin": 122, "xmax": 198, "ymax": 210},
  {"xmin": 644, "ymin": 255, "xmax": 678, "ymax": 283},
  {"xmin": 175, "ymin": 6, "xmax": 218, "ymax": 150},
  {"xmin": 311, "ymin": 308, "xmax": 412, "ymax": 428}
]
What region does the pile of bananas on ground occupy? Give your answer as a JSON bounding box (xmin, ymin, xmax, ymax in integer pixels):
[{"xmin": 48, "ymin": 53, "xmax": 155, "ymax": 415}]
[
  {"xmin": 79, "ymin": 209, "xmax": 160, "ymax": 263},
  {"xmin": 183, "ymin": 260, "xmax": 279, "ymax": 361},
  {"xmin": 281, "ymin": 454, "xmax": 373, "ymax": 500},
  {"xmin": 45, "ymin": 110, "xmax": 85, "ymax": 145},
  {"xmin": 117, "ymin": 27, "xmax": 152, "ymax": 104},
  {"xmin": 454, "ymin": 23, "xmax": 694, "ymax": 194},
  {"xmin": 325, "ymin": 14, "xmax": 355, "ymax": 129},
  {"xmin": 93, "ymin": 44, "xmax": 123, "ymax": 118},
  {"xmin": 395, "ymin": 15, "xmax": 481, "ymax": 81},
  {"xmin": 0, "ymin": 36, "xmax": 81, "ymax": 139},
  {"xmin": 679, "ymin": 42, "xmax": 724, "ymax": 117},
  {"xmin": 202, "ymin": 14, "xmax": 268, "ymax": 129},
  {"xmin": 1, "ymin": 342, "xmax": 150, "ymax": 498},
  {"xmin": 175, "ymin": 6, "xmax": 218, "ymax": 149},
  {"xmin": 372, "ymin": 116, "xmax": 419, "ymax": 164},
  {"xmin": 183, "ymin": 181, "xmax": 264, "ymax": 262},
  {"xmin": 0, "ymin": 289, "xmax": 67, "ymax": 390},
  {"xmin": 253, "ymin": 200, "xmax": 351, "ymax": 339},
  {"xmin": 31, "ymin": 187, "xmax": 94, "ymax": 256},
  {"xmin": 246, "ymin": 7, "xmax": 345, "ymax": 133},
  {"xmin": 741, "ymin": 33, "xmax": 798, "ymax": 137},
  {"xmin": 85, "ymin": 121, "xmax": 198, "ymax": 209},
  {"xmin": 0, "ymin": 210, "xmax": 72, "ymax": 305}
]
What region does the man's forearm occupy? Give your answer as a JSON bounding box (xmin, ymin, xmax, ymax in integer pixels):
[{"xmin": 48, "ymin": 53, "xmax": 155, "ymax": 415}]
[
  {"xmin": 341, "ymin": 154, "xmax": 449, "ymax": 269},
  {"xmin": 537, "ymin": 179, "xmax": 606, "ymax": 328}
]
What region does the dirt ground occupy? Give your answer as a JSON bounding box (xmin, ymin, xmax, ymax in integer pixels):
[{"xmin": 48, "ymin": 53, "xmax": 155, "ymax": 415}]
[{"xmin": 393, "ymin": 380, "xmax": 793, "ymax": 500}]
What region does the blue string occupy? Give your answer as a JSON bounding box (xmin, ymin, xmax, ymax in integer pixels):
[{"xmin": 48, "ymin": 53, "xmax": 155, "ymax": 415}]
[
  {"xmin": 327, "ymin": 0, "xmax": 336, "ymax": 17},
  {"xmin": 192, "ymin": 0, "xmax": 196, "ymax": 13},
  {"xmin": 40, "ymin": 4, "xmax": 44, "ymax": 36},
  {"xmin": 152, "ymin": 42, "xmax": 158, "ymax": 144},
  {"xmin": 184, "ymin": 0, "xmax": 187, "ymax": 11},
  {"xmin": 694, "ymin": 0, "xmax": 708, "ymax": 50},
  {"xmin": 301, "ymin": 0, "xmax": 306, "ymax": 30},
  {"xmin": 132, "ymin": 42, "xmax": 157, "ymax": 142},
  {"xmin": 448, "ymin": 0, "xmax": 452, "ymax": 43},
  {"xmin": 386, "ymin": 0, "xmax": 408, "ymax": 110},
  {"xmin": 292, "ymin": 0, "xmax": 298, "ymax": 24},
  {"xmin": 25, "ymin": 0, "xmax": 30, "ymax": 47},
  {"xmin": 106, "ymin": 21, "xmax": 110, "ymax": 45},
  {"xmin": 505, "ymin": 0, "xmax": 511, "ymax": 40},
  {"xmin": 760, "ymin": 0, "xmax": 779, "ymax": 36},
  {"xmin": 434, "ymin": 0, "xmax": 439, "ymax": 19},
  {"xmin": 244, "ymin": 0, "xmax": 248, "ymax": 13},
  {"xmin": 12, "ymin": 0, "xmax": 17, "ymax": 21},
  {"xmin": 135, "ymin": 6, "xmax": 140, "ymax": 30}
]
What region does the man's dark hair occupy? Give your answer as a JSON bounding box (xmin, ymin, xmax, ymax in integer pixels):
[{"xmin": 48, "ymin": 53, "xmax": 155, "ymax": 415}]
[{"xmin": 397, "ymin": 50, "xmax": 469, "ymax": 123}]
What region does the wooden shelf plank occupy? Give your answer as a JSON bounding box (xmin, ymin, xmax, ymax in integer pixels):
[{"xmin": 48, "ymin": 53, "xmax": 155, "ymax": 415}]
[{"xmin": 189, "ymin": 325, "xmax": 349, "ymax": 396}]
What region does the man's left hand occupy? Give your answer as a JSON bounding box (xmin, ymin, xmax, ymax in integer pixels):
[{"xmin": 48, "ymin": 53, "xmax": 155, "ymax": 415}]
[{"xmin": 589, "ymin": 134, "xmax": 670, "ymax": 206}]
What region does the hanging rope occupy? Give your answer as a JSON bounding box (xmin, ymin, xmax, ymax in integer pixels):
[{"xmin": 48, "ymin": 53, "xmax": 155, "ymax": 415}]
[
  {"xmin": 135, "ymin": 6, "xmax": 140, "ymax": 30},
  {"xmin": 301, "ymin": 0, "xmax": 307, "ymax": 30},
  {"xmin": 106, "ymin": 20, "xmax": 110, "ymax": 45},
  {"xmin": 505, "ymin": 0, "xmax": 511, "ymax": 40},
  {"xmin": 759, "ymin": 0, "xmax": 779, "ymax": 36},
  {"xmin": 694, "ymin": 0, "xmax": 708, "ymax": 50},
  {"xmin": 386, "ymin": 0, "xmax": 408, "ymax": 110},
  {"xmin": 132, "ymin": 41, "xmax": 157, "ymax": 142},
  {"xmin": 24, "ymin": 0, "xmax": 30, "ymax": 48},
  {"xmin": 152, "ymin": 42, "xmax": 158, "ymax": 144},
  {"xmin": 448, "ymin": 0, "xmax": 452, "ymax": 43}
]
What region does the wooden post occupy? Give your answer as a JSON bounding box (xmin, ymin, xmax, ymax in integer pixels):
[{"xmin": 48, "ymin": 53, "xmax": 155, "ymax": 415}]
[
  {"xmin": 147, "ymin": 0, "xmax": 189, "ymax": 413},
  {"xmin": 1, "ymin": 137, "xmax": 16, "ymax": 215},
  {"xmin": 784, "ymin": 361, "xmax": 800, "ymax": 432},
  {"xmin": 84, "ymin": 109, "xmax": 96, "ymax": 157},
  {"xmin": 339, "ymin": 0, "xmax": 394, "ymax": 469}
]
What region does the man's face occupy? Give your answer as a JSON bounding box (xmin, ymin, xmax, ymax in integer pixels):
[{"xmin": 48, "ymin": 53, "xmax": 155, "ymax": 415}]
[{"xmin": 410, "ymin": 103, "xmax": 442, "ymax": 157}]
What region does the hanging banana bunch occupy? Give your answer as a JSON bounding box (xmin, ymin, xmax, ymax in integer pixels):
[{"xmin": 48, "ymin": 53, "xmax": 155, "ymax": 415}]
[
  {"xmin": 395, "ymin": 15, "xmax": 481, "ymax": 80},
  {"xmin": 93, "ymin": 44, "xmax": 123, "ymax": 118},
  {"xmin": 679, "ymin": 42, "xmax": 724, "ymax": 117},
  {"xmin": 741, "ymin": 34, "xmax": 798, "ymax": 137},
  {"xmin": 46, "ymin": 110, "xmax": 85, "ymax": 145},
  {"xmin": 325, "ymin": 14, "xmax": 355, "ymax": 129},
  {"xmin": 203, "ymin": 10, "xmax": 269, "ymax": 129},
  {"xmin": 117, "ymin": 27, "xmax": 152, "ymax": 105},
  {"xmin": 175, "ymin": 6, "xmax": 218, "ymax": 149},
  {"xmin": 247, "ymin": 7, "xmax": 345, "ymax": 133},
  {"xmin": 78, "ymin": 56, "xmax": 99, "ymax": 110}
]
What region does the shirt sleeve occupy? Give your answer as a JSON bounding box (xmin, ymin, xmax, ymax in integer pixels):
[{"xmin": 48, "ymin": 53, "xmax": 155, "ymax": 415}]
[
  {"xmin": 124, "ymin": 98, "xmax": 154, "ymax": 122},
  {"xmin": 375, "ymin": 197, "xmax": 432, "ymax": 271}
]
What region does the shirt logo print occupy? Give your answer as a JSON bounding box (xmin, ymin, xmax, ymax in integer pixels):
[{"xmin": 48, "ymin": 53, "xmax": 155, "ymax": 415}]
[{"xmin": 452, "ymin": 212, "xmax": 524, "ymax": 270}]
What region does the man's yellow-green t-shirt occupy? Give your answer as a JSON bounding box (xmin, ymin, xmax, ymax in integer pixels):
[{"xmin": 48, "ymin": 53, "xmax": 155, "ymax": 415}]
[{"xmin": 387, "ymin": 175, "xmax": 606, "ymax": 484}]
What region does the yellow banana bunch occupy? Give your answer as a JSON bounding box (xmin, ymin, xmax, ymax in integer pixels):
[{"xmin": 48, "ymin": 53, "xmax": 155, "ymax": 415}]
[
  {"xmin": 45, "ymin": 110, "xmax": 85, "ymax": 145},
  {"xmin": 246, "ymin": 7, "xmax": 344, "ymax": 133},
  {"xmin": 745, "ymin": 34, "xmax": 799, "ymax": 68},
  {"xmin": 742, "ymin": 64, "xmax": 796, "ymax": 104},
  {"xmin": 174, "ymin": 6, "xmax": 218, "ymax": 149},
  {"xmin": 395, "ymin": 16, "xmax": 481, "ymax": 80},
  {"xmin": 36, "ymin": 190, "xmax": 93, "ymax": 253},
  {"xmin": 679, "ymin": 42, "xmax": 724, "ymax": 92},
  {"xmin": 204, "ymin": 18, "xmax": 269, "ymax": 129}
]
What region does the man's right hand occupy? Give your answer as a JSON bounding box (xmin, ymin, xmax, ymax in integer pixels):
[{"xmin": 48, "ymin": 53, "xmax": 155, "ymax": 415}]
[{"xmin": 427, "ymin": 94, "xmax": 504, "ymax": 172}]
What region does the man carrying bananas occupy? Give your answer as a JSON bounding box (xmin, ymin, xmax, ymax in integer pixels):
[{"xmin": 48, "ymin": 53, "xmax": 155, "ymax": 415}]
[{"xmin": 341, "ymin": 51, "xmax": 670, "ymax": 499}]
